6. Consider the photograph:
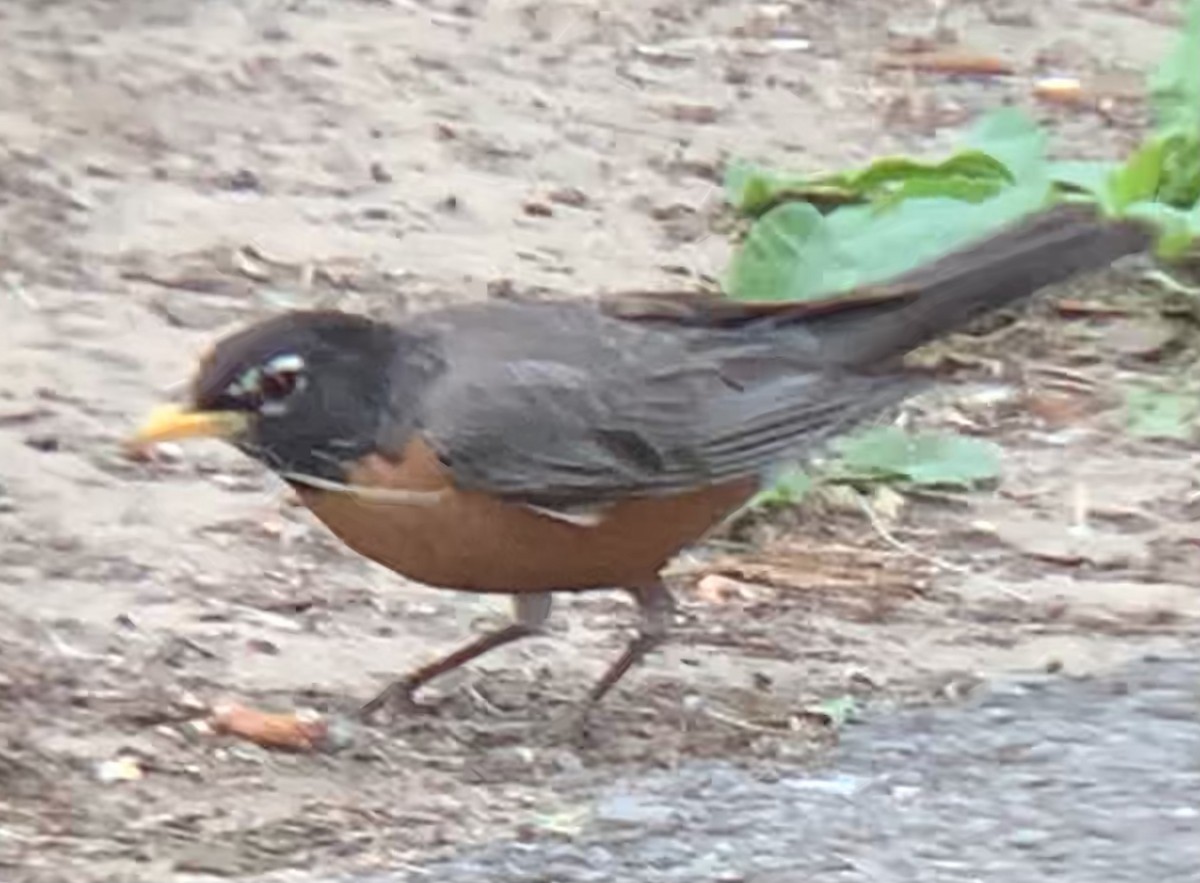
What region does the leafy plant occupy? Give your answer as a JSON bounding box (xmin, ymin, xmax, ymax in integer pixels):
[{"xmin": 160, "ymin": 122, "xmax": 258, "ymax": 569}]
[
  {"xmin": 724, "ymin": 0, "xmax": 1200, "ymax": 506},
  {"xmin": 739, "ymin": 428, "xmax": 1002, "ymax": 515},
  {"xmin": 726, "ymin": 109, "xmax": 1056, "ymax": 302},
  {"xmin": 726, "ymin": 151, "xmax": 1015, "ymax": 217},
  {"xmin": 726, "ymin": 0, "xmax": 1200, "ymax": 303},
  {"xmin": 829, "ymin": 427, "xmax": 1003, "ymax": 487}
]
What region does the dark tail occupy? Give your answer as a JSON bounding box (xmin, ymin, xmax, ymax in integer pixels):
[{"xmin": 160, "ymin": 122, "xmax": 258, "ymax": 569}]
[{"xmin": 803, "ymin": 204, "xmax": 1152, "ymax": 369}]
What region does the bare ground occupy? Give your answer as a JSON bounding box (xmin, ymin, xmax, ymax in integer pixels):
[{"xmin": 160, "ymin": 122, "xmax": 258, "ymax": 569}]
[{"xmin": 1, "ymin": 1, "xmax": 1198, "ymax": 881}]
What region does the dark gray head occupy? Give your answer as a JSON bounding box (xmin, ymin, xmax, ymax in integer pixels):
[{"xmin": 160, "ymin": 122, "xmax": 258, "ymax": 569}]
[{"xmin": 132, "ymin": 310, "xmax": 410, "ymax": 480}]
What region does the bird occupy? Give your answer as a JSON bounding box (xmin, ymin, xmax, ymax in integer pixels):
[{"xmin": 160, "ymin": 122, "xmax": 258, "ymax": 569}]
[{"xmin": 129, "ymin": 205, "xmax": 1148, "ymax": 721}]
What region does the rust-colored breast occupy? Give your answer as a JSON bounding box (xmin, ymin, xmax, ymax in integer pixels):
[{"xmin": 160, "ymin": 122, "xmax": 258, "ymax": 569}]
[{"xmin": 296, "ymin": 438, "xmax": 757, "ymax": 593}]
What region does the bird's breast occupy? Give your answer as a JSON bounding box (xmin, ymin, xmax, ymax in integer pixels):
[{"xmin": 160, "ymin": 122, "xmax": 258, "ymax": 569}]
[{"xmin": 294, "ymin": 439, "xmax": 757, "ymax": 593}]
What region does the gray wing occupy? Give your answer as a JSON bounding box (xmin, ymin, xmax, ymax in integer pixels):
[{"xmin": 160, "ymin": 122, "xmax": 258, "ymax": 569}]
[{"xmin": 410, "ymin": 305, "xmax": 920, "ymax": 508}]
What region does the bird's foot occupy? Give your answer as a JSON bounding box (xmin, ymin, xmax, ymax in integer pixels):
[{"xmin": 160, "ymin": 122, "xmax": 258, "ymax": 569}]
[{"xmin": 358, "ymin": 678, "xmax": 433, "ymax": 722}]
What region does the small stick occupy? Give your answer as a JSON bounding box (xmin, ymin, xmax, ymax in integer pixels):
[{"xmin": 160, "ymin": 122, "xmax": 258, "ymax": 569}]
[{"xmin": 854, "ymin": 490, "xmax": 970, "ymax": 574}]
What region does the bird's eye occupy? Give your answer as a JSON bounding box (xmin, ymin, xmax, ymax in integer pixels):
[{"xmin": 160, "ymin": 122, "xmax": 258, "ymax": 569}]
[
  {"xmin": 258, "ymin": 353, "xmax": 306, "ymax": 404},
  {"xmin": 226, "ymin": 353, "xmax": 306, "ymax": 413},
  {"xmin": 259, "ymin": 370, "xmax": 296, "ymax": 401}
]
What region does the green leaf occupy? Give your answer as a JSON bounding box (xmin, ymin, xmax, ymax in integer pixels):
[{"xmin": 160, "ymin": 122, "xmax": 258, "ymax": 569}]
[
  {"xmin": 748, "ymin": 466, "xmax": 814, "ymax": 509},
  {"xmin": 1124, "ymin": 200, "xmax": 1200, "ymax": 259},
  {"xmin": 831, "ymin": 426, "xmax": 1003, "ymax": 487},
  {"xmin": 839, "ymin": 151, "xmax": 1013, "ymax": 198},
  {"xmin": 1097, "ymin": 132, "xmax": 1200, "ymax": 216},
  {"xmin": 1049, "ymin": 160, "xmax": 1120, "ymax": 198},
  {"xmin": 1123, "ymin": 387, "xmax": 1199, "ymax": 440},
  {"xmin": 726, "ymin": 201, "xmax": 837, "ymax": 301},
  {"xmin": 724, "ymin": 161, "xmax": 801, "ymax": 216},
  {"xmin": 1148, "ymin": 0, "xmax": 1200, "ymax": 136},
  {"xmin": 963, "ymin": 107, "xmax": 1048, "ymax": 183},
  {"xmin": 725, "ymin": 150, "xmax": 1015, "ymax": 216},
  {"xmin": 803, "ymin": 695, "xmax": 860, "ymax": 728},
  {"xmin": 1158, "ymin": 132, "xmax": 1200, "ymax": 208},
  {"xmin": 725, "ymin": 108, "xmax": 1055, "ymax": 302},
  {"xmin": 1106, "ymin": 138, "xmax": 1168, "ymax": 211},
  {"xmin": 726, "ymin": 178, "xmax": 1050, "ymax": 301},
  {"xmin": 873, "ymin": 171, "xmax": 1010, "ymax": 211}
]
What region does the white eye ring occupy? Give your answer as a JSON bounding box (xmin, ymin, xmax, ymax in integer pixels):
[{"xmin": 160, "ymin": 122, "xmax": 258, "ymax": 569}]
[
  {"xmin": 224, "ymin": 353, "xmax": 307, "ymax": 414},
  {"xmin": 257, "ymin": 353, "xmax": 307, "ymax": 415},
  {"xmin": 265, "ymin": 353, "xmax": 305, "ymax": 375}
]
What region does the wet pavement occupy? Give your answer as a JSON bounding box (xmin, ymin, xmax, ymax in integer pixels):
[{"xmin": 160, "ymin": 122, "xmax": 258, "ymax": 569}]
[{"xmin": 348, "ymin": 651, "xmax": 1200, "ymax": 883}]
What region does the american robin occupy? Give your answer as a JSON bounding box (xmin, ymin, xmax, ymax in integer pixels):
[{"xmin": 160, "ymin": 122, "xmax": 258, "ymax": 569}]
[{"xmin": 129, "ymin": 205, "xmax": 1147, "ymax": 718}]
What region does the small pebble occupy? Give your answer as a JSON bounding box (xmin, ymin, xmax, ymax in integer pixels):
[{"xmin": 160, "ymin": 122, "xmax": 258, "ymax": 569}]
[
  {"xmin": 225, "ymin": 169, "xmax": 260, "ymax": 192},
  {"xmin": 96, "ymin": 756, "xmax": 143, "ymax": 783}
]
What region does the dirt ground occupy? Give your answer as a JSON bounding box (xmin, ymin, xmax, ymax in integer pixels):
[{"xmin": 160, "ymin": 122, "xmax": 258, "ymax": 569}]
[{"xmin": 1, "ymin": 1, "xmax": 1197, "ymax": 881}]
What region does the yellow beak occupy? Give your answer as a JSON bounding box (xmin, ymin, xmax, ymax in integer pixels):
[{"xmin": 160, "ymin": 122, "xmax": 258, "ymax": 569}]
[{"xmin": 128, "ymin": 404, "xmax": 250, "ymax": 448}]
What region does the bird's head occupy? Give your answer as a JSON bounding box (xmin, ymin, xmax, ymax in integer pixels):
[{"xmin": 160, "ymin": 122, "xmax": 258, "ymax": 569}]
[{"xmin": 129, "ymin": 311, "xmax": 405, "ymax": 481}]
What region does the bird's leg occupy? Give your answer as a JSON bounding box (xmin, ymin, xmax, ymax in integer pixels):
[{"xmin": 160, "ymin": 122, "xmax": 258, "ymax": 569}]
[
  {"xmin": 548, "ymin": 580, "xmax": 676, "ymax": 743},
  {"xmin": 587, "ymin": 579, "xmax": 676, "ymax": 706},
  {"xmin": 360, "ymin": 592, "xmax": 552, "ymax": 719}
]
